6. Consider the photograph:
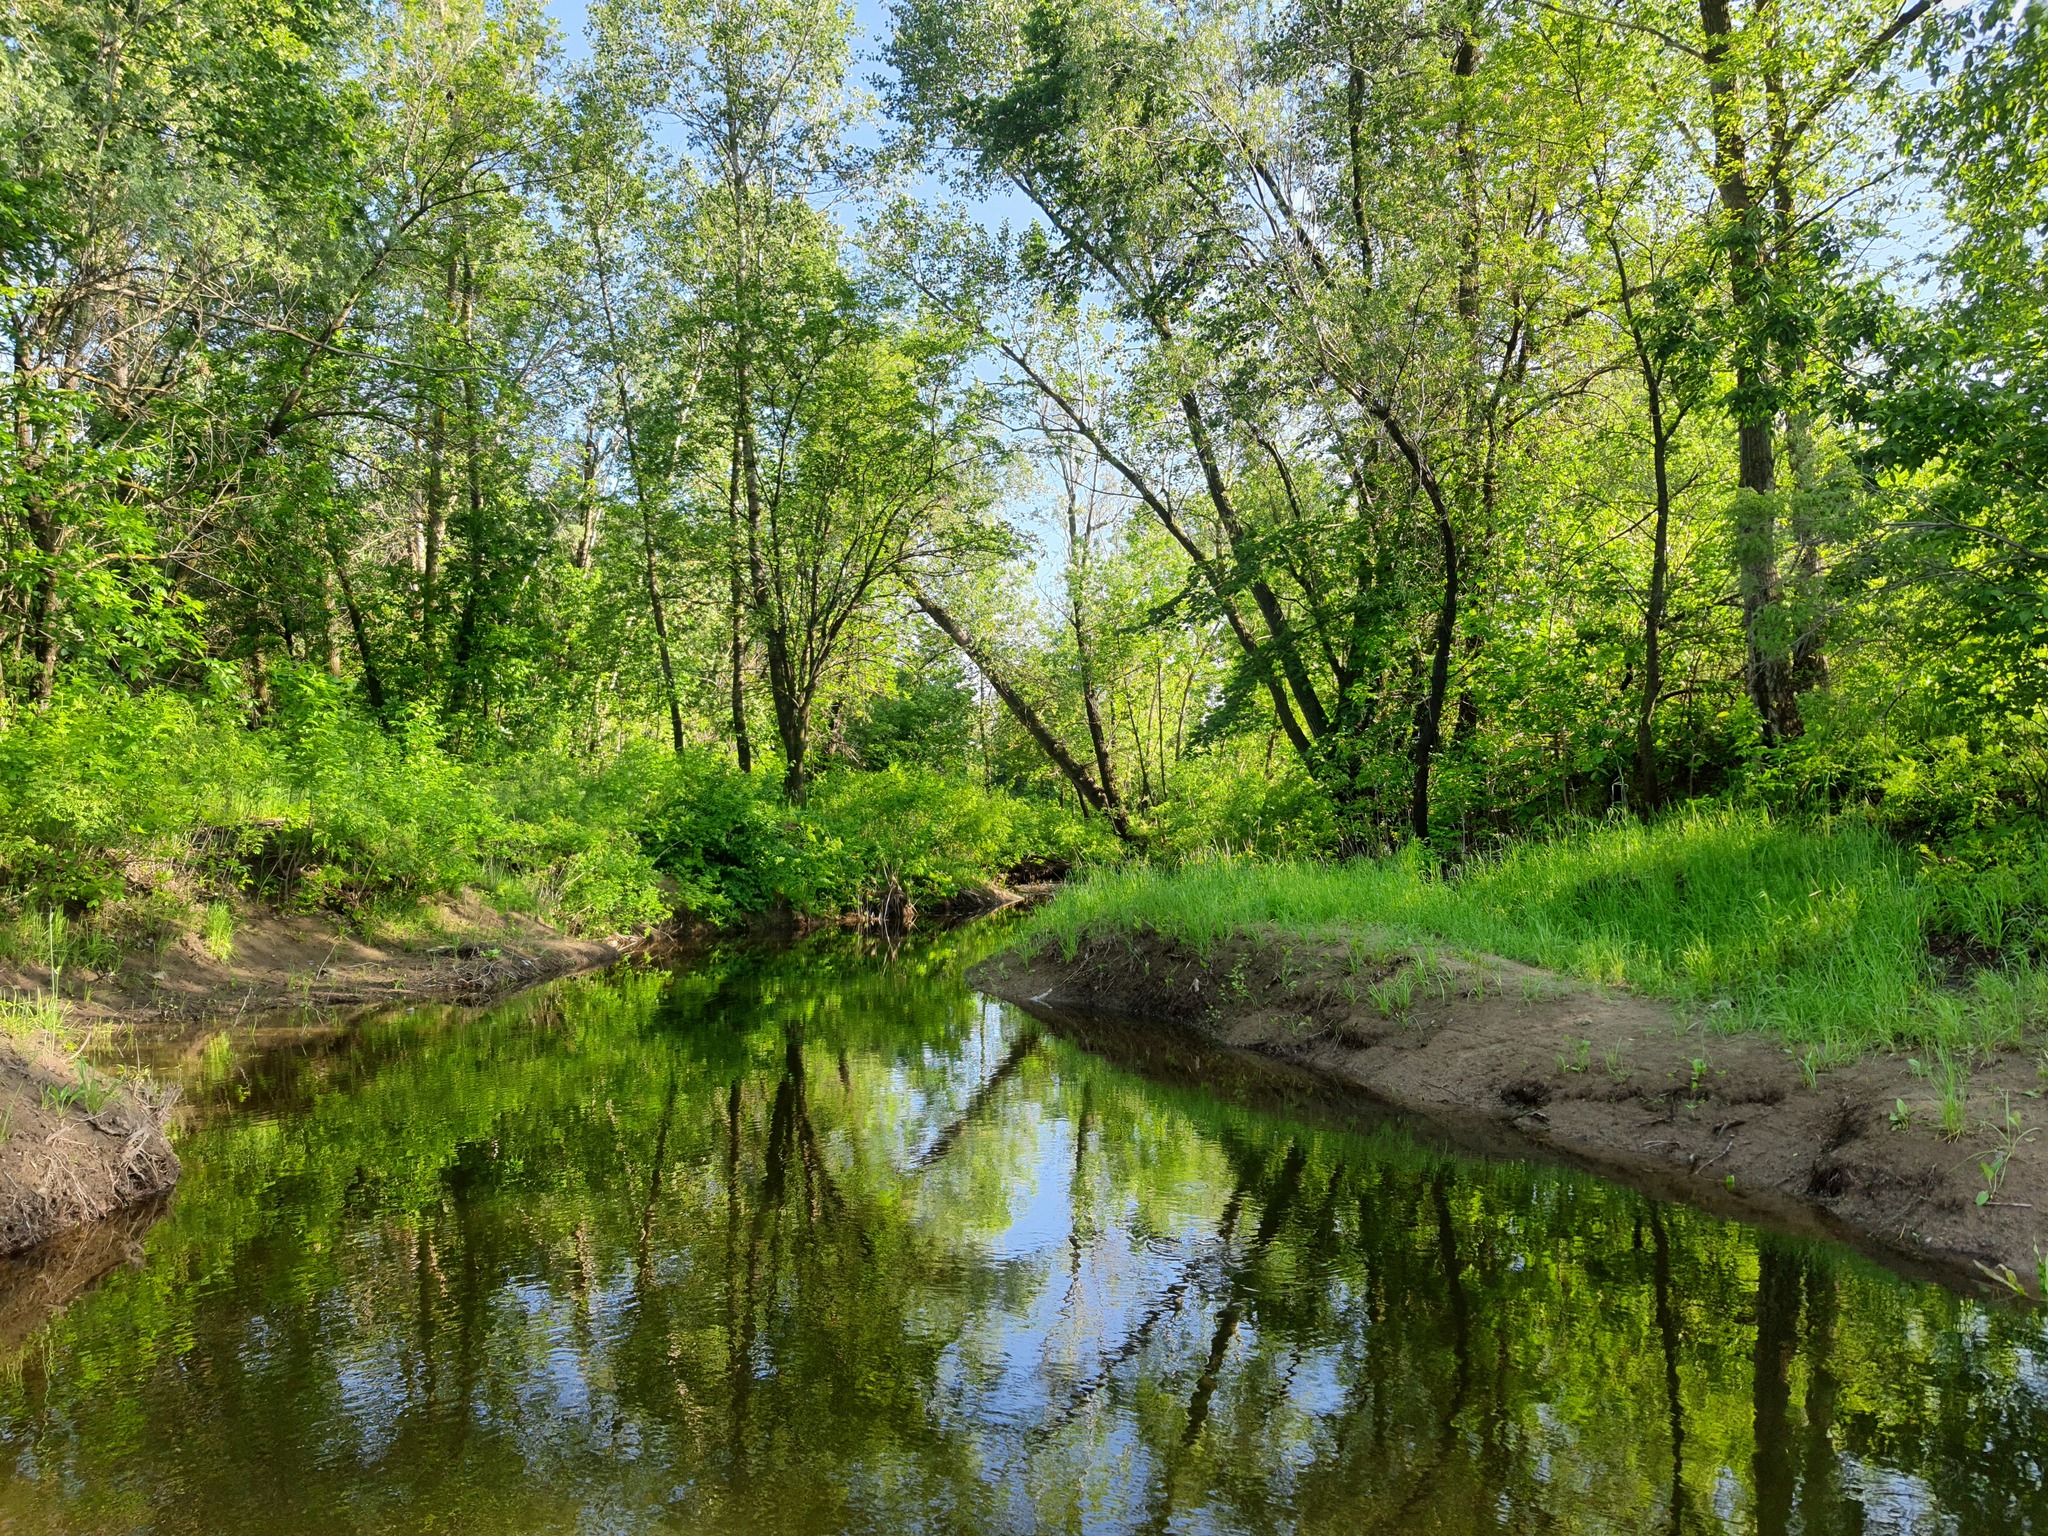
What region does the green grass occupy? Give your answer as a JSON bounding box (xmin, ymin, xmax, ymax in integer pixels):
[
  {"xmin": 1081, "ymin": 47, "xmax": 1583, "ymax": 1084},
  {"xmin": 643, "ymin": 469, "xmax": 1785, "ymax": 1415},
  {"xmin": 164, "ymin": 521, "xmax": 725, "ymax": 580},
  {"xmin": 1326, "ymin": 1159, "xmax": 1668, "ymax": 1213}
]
[
  {"xmin": 200, "ymin": 902, "xmax": 235, "ymax": 962},
  {"xmin": 1025, "ymin": 806, "xmax": 2047, "ymax": 1055}
]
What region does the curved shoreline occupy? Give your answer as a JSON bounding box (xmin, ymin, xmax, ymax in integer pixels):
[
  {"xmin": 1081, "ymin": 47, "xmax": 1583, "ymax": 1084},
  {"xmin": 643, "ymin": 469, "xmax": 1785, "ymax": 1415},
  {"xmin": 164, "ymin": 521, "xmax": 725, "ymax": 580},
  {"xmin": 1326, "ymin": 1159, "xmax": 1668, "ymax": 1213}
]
[{"xmin": 972, "ymin": 928, "xmax": 2048, "ymax": 1297}]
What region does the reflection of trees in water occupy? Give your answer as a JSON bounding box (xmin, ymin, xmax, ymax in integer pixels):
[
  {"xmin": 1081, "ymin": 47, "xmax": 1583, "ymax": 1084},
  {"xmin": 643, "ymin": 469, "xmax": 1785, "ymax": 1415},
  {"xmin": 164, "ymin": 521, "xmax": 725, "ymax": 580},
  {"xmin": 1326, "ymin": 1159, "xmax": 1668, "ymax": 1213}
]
[{"xmin": 0, "ymin": 942, "xmax": 2043, "ymax": 1533}]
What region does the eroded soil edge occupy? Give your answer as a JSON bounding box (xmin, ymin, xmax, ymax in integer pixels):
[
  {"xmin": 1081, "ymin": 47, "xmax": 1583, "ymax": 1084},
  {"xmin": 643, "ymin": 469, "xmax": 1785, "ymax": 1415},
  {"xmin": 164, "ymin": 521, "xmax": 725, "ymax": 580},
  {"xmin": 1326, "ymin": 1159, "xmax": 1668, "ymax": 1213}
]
[
  {"xmin": 973, "ymin": 930, "xmax": 2048, "ymax": 1294},
  {"xmin": 0, "ymin": 1043, "xmax": 178, "ymax": 1259}
]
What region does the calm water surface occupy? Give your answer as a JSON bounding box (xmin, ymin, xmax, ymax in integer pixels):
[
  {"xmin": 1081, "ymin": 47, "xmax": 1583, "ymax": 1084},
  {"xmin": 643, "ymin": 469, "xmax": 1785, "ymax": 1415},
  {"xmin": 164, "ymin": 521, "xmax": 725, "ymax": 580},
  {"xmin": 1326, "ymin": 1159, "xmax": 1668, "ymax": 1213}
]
[{"xmin": 0, "ymin": 926, "xmax": 2041, "ymax": 1533}]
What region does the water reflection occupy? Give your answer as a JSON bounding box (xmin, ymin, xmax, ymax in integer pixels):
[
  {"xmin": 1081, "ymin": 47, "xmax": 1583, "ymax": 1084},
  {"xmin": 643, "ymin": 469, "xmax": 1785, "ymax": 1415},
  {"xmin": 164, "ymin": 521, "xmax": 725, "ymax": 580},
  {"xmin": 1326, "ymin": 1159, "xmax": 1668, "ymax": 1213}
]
[{"xmin": 0, "ymin": 928, "xmax": 2038, "ymax": 1533}]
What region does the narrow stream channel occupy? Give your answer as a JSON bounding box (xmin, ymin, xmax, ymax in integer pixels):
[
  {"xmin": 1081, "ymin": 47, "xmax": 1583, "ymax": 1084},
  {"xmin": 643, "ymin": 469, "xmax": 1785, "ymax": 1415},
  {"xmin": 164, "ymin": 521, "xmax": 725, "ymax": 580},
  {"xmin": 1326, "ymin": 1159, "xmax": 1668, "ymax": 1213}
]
[{"xmin": 0, "ymin": 925, "xmax": 2041, "ymax": 1533}]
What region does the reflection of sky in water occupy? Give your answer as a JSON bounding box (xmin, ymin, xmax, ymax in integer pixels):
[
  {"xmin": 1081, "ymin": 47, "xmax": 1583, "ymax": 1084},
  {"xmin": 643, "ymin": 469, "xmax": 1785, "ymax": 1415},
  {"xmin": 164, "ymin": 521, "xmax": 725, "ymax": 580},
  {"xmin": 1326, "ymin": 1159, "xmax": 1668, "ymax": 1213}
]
[{"xmin": 0, "ymin": 944, "xmax": 2036, "ymax": 1533}]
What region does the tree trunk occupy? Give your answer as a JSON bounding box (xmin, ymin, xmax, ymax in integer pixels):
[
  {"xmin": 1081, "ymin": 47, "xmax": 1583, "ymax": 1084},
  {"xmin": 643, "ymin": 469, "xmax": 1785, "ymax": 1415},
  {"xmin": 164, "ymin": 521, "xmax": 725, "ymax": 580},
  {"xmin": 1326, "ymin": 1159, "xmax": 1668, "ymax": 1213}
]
[
  {"xmin": 610, "ymin": 373, "xmax": 683, "ymax": 753},
  {"xmin": 330, "ymin": 546, "xmax": 388, "ymax": 717},
  {"xmin": 25, "ymin": 501, "xmax": 63, "ymax": 710},
  {"xmin": 447, "ymin": 256, "xmax": 487, "ymax": 716},
  {"xmin": 1636, "ymin": 395, "xmax": 1673, "ymax": 814},
  {"xmin": 1412, "ymin": 506, "xmax": 1458, "ymax": 843},
  {"xmin": 726, "ymin": 431, "xmax": 752, "ymax": 774},
  {"xmin": 421, "ymin": 254, "xmax": 457, "ymax": 684},
  {"xmin": 1178, "ymin": 393, "xmax": 1332, "ymax": 742},
  {"xmin": 735, "ymin": 351, "xmax": 807, "ymax": 799},
  {"xmin": 1766, "ymin": 42, "xmax": 1828, "ymax": 701},
  {"xmin": 1612, "ymin": 229, "xmax": 1677, "ymax": 813},
  {"xmin": 1451, "ymin": 22, "xmax": 1486, "ymax": 747},
  {"xmin": 587, "ymin": 224, "xmax": 685, "ymax": 753},
  {"xmin": 1365, "ymin": 403, "xmax": 1458, "ymax": 843},
  {"xmin": 1699, "ymin": 0, "xmax": 1797, "ymax": 743},
  {"xmin": 422, "ymin": 398, "xmax": 447, "ymax": 681},
  {"xmin": 1064, "ymin": 487, "xmax": 1124, "ymax": 816},
  {"xmin": 1783, "ymin": 412, "xmax": 1829, "ymax": 694},
  {"xmin": 573, "ymin": 423, "xmax": 600, "ymax": 571},
  {"xmin": 321, "ymin": 567, "xmax": 344, "ymax": 678}
]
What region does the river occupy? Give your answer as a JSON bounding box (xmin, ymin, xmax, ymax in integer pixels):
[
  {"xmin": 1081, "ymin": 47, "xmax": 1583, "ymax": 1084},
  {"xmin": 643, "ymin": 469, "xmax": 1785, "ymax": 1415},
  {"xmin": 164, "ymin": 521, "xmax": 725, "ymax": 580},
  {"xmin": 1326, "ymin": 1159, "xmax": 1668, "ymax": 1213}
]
[{"xmin": 0, "ymin": 923, "xmax": 2039, "ymax": 1533}]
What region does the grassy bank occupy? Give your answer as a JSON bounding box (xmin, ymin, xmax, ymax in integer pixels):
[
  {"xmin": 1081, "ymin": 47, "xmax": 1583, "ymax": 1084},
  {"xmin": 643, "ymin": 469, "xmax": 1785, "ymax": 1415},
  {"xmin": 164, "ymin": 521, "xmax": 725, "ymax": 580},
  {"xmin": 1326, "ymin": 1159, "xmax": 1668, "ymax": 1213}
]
[
  {"xmin": 1025, "ymin": 807, "xmax": 2048, "ymax": 1056},
  {"xmin": 0, "ymin": 686, "xmax": 1109, "ymax": 974}
]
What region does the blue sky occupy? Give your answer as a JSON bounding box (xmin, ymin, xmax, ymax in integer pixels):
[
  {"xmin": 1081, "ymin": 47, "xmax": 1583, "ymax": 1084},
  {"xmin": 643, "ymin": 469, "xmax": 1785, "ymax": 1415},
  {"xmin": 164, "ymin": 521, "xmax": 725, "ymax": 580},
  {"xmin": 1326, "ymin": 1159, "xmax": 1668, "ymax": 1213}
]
[{"xmin": 539, "ymin": 0, "xmax": 1039, "ymax": 236}]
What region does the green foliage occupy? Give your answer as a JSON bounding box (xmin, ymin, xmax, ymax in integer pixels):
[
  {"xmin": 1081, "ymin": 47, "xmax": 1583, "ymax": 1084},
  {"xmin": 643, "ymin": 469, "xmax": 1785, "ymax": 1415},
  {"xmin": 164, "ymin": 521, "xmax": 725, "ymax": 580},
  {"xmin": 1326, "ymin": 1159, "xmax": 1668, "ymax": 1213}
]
[
  {"xmin": 1143, "ymin": 738, "xmax": 1339, "ymax": 858},
  {"xmin": 847, "ymin": 666, "xmax": 978, "ymax": 773},
  {"xmin": 611, "ymin": 749, "xmax": 1111, "ymax": 920},
  {"xmin": 200, "ymin": 903, "xmax": 236, "ymax": 962},
  {"xmin": 0, "ymin": 687, "xmax": 1104, "ymax": 940},
  {"xmin": 799, "ymin": 765, "xmax": 1116, "ymax": 907}
]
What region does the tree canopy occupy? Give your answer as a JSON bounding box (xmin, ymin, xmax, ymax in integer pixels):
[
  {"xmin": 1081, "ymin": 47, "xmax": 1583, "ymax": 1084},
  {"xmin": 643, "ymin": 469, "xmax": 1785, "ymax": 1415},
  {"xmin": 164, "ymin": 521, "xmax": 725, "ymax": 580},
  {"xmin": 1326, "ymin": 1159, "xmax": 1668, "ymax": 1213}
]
[{"xmin": 2, "ymin": 0, "xmax": 2038, "ymax": 860}]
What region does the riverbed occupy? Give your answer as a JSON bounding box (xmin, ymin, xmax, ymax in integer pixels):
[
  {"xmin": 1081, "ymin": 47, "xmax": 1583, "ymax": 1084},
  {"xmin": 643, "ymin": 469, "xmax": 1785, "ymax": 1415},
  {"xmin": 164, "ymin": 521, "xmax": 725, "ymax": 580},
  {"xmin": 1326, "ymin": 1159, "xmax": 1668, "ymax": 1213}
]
[{"xmin": 0, "ymin": 924, "xmax": 2039, "ymax": 1533}]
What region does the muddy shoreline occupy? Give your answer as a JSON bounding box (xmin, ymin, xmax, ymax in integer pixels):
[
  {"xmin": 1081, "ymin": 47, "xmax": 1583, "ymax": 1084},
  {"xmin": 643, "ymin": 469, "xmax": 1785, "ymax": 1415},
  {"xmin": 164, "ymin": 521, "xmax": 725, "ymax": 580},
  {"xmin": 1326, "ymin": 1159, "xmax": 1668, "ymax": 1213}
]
[
  {"xmin": 0, "ymin": 1041, "xmax": 180, "ymax": 1260},
  {"xmin": 973, "ymin": 929, "xmax": 2048, "ymax": 1296},
  {"xmin": 0, "ymin": 896, "xmax": 630, "ymax": 1031}
]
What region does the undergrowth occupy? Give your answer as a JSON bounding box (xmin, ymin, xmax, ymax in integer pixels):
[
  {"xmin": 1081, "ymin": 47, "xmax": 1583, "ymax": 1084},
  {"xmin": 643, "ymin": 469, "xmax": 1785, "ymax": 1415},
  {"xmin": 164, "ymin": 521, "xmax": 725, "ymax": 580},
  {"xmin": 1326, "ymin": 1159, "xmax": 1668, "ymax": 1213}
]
[
  {"xmin": 1025, "ymin": 806, "xmax": 2048, "ymax": 1055},
  {"xmin": 0, "ymin": 681, "xmax": 1111, "ymax": 954}
]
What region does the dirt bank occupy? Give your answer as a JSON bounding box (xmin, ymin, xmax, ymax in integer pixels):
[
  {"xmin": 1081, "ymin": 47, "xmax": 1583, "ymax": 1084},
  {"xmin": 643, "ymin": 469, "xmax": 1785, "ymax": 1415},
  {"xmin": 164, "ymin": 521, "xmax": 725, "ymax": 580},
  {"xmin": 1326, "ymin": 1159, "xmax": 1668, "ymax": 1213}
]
[
  {"xmin": 974, "ymin": 929, "xmax": 2048, "ymax": 1295},
  {"xmin": 0, "ymin": 1041, "xmax": 179, "ymax": 1258},
  {"xmin": 1, "ymin": 891, "xmax": 629, "ymax": 1028}
]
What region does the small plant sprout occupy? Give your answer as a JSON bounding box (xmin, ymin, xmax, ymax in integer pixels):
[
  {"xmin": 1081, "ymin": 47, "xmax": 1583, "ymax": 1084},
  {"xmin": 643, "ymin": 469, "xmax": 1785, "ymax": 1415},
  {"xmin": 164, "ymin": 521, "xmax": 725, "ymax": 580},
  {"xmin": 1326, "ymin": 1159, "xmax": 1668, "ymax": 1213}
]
[
  {"xmin": 1687, "ymin": 1056, "xmax": 1711, "ymax": 1100},
  {"xmin": 1933, "ymin": 1048, "xmax": 1970, "ymax": 1141},
  {"xmin": 1977, "ymin": 1094, "xmax": 2038, "ymax": 1207},
  {"xmin": 42, "ymin": 1065, "xmax": 118, "ymax": 1117},
  {"xmin": 1369, "ymin": 969, "xmax": 1415, "ymax": 1018},
  {"xmin": 1556, "ymin": 1037, "xmax": 1592, "ymax": 1074},
  {"xmin": 1799, "ymin": 1047, "xmax": 1821, "ymax": 1090},
  {"xmin": 1891, "ymin": 1097, "xmax": 1913, "ymax": 1131},
  {"xmin": 1604, "ymin": 1041, "xmax": 1630, "ymax": 1082}
]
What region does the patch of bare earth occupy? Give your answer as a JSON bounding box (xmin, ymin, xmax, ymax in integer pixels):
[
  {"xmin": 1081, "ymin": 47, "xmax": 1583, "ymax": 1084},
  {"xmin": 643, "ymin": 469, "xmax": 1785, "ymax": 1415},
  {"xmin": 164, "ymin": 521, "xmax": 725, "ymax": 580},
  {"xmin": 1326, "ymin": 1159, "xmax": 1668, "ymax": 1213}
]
[
  {"xmin": 973, "ymin": 930, "xmax": 2048, "ymax": 1295},
  {"xmin": 0, "ymin": 890, "xmax": 629, "ymax": 1028}
]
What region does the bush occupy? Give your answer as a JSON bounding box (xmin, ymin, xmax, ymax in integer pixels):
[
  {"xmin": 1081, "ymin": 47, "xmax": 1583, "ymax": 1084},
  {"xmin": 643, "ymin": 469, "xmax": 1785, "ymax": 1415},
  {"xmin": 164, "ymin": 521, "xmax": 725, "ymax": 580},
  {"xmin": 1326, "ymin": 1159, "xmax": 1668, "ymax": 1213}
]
[
  {"xmin": 0, "ymin": 679, "xmax": 665, "ymax": 935},
  {"xmin": 604, "ymin": 753, "xmax": 1115, "ymax": 920},
  {"xmin": 800, "ymin": 766, "xmax": 1118, "ymax": 908},
  {"xmin": 0, "ymin": 683, "xmax": 1109, "ymax": 943},
  {"xmin": 1143, "ymin": 738, "xmax": 1340, "ymax": 858}
]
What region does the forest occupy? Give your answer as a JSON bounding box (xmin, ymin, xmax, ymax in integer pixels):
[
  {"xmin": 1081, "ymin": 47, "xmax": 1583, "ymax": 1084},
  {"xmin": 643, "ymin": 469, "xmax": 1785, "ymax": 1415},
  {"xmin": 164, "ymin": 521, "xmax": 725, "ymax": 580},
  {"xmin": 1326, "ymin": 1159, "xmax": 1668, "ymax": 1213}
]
[{"xmin": 3, "ymin": 0, "xmax": 2046, "ymax": 950}]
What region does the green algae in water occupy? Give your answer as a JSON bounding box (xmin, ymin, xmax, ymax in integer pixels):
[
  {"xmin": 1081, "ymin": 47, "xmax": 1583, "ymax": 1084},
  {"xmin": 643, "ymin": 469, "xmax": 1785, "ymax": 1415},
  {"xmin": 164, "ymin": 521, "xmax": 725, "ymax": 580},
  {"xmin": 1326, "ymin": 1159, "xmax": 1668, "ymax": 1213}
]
[{"xmin": 0, "ymin": 929, "xmax": 2040, "ymax": 1533}]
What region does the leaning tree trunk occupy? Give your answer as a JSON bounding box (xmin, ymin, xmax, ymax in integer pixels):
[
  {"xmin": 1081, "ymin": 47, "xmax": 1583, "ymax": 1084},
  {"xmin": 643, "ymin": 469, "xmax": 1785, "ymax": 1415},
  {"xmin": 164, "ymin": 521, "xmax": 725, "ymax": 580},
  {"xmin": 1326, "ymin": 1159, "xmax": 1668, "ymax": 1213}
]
[{"xmin": 911, "ymin": 588, "xmax": 1136, "ymax": 842}]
